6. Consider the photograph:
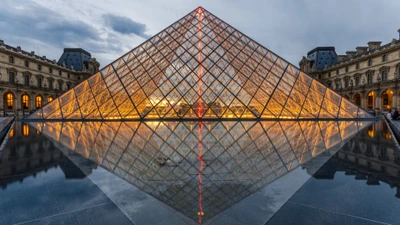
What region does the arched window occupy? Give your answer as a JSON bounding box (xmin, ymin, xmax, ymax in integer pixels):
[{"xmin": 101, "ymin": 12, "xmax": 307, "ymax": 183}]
[
  {"xmin": 22, "ymin": 94, "xmax": 29, "ymax": 110},
  {"xmin": 5, "ymin": 93, "xmax": 13, "ymax": 110},
  {"xmin": 9, "ymin": 56, "xmax": 14, "ymax": 64},
  {"xmin": 35, "ymin": 95, "xmax": 43, "ymax": 109},
  {"xmin": 47, "ymin": 96, "xmax": 54, "ymax": 103}
]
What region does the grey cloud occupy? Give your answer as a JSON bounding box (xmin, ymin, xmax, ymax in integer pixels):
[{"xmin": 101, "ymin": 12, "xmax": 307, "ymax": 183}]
[
  {"xmin": 103, "ymin": 14, "xmax": 150, "ymax": 39},
  {"xmin": 0, "ymin": 1, "xmax": 100, "ymax": 48},
  {"xmin": 0, "ymin": 0, "xmax": 132, "ymax": 67}
]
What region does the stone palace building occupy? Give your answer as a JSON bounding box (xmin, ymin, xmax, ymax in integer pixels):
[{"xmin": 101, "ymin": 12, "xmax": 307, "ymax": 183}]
[
  {"xmin": 300, "ymin": 29, "xmax": 400, "ymax": 113},
  {"xmin": 0, "ymin": 40, "xmax": 99, "ymax": 117}
]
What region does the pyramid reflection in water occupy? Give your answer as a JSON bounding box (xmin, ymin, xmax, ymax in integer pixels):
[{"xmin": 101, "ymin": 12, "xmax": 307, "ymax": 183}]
[
  {"xmin": 26, "ymin": 7, "xmax": 373, "ymax": 120},
  {"xmin": 28, "ymin": 120, "xmax": 373, "ymax": 222}
]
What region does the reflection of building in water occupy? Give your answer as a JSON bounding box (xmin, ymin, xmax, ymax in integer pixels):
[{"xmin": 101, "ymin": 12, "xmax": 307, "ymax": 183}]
[
  {"xmin": 0, "ymin": 123, "xmax": 95, "ymax": 189},
  {"xmin": 305, "ymin": 121, "xmax": 400, "ymax": 198},
  {"xmin": 29, "ymin": 120, "xmax": 373, "ymax": 222}
]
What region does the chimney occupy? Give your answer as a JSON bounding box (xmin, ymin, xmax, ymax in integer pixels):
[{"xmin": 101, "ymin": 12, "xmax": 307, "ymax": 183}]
[
  {"xmin": 368, "ymin": 41, "xmax": 381, "ymax": 50},
  {"xmin": 30, "ymin": 51, "xmax": 35, "ymax": 55},
  {"xmin": 42, "ymin": 56, "xmax": 46, "ymax": 59},
  {"xmin": 356, "ymin": 46, "xmax": 368, "ymax": 54},
  {"xmin": 16, "ymin": 46, "xmax": 21, "ymax": 52},
  {"xmin": 337, "ymin": 55, "xmax": 347, "ymax": 62},
  {"xmin": 346, "ymin": 51, "xmax": 357, "ymax": 57},
  {"xmin": 0, "ymin": 40, "xmax": 4, "ymax": 45}
]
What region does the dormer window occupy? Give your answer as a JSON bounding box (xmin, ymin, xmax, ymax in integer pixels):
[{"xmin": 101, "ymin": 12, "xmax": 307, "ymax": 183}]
[
  {"xmin": 368, "ymin": 59, "xmax": 373, "ymax": 66},
  {"xmin": 9, "ymin": 56, "xmax": 14, "ymax": 64},
  {"xmin": 38, "ymin": 64, "xmax": 42, "ymax": 71},
  {"xmin": 345, "ymin": 66, "xmax": 349, "ymax": 73}
]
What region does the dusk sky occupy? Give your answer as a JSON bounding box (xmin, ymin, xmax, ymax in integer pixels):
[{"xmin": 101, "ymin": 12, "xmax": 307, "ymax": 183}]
[{"xmin": 1, "ymin": 0, "xmax": 399, "ymax": 68}]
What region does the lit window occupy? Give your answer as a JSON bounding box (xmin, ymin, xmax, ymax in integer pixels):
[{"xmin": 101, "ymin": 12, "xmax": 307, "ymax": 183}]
[
  {"xmin": 35, "ymin": 95, "xmax": 43, "ymax": 108},
  {"xmin": 48, "ymin": 96, "xmax": 54, "ymax": 102},
  {"xmin": 22, "ymin": 124, "xmax": 29, "ymax": 136},
  {"xmin": 9, "ymin": 128, "xmax": 14, "ymax": 139},
  {"xmin": 6, "ymin": 93, "xmax": 13, "ymax": 109},
  {"xmin": 22, "ymin": 94, "xmax": 29, "ymax": 110}
]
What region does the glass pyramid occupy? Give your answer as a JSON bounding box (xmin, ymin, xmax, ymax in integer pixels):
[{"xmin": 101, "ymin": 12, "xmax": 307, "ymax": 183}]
[
  {"xmin": 27, "ymin": 120, "xmax": 373, "ymax": 222},
  {"xmin": 26, "ymin": 7, "xmax": 374, "ymax": 120}
]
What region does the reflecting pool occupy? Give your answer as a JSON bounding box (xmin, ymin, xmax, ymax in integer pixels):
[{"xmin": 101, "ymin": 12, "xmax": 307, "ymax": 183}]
[{"xmin": 0, "ymin": 120, "xmax": 399, "ymax": 224}]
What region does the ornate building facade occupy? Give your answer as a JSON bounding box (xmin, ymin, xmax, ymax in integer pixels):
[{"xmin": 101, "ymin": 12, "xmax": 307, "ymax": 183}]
[
  {"xmin": 0, "ymin": 40, "xmax": 99, "ymax": 117},
  {"xmin": 300, "ymin": 30, "xmax": 400, "ymax": 112}
]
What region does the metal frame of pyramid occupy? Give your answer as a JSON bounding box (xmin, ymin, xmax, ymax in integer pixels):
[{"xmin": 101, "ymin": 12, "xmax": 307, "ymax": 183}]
[{"xmin": 25, "ymin": 7, "xmax": 375, "ymax": 120}]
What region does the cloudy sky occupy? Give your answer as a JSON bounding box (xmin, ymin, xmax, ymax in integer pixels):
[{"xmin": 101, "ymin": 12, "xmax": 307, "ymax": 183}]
[{"xmin": 1, "ymin": 0, "xmax": 399, "ymax": 68}]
